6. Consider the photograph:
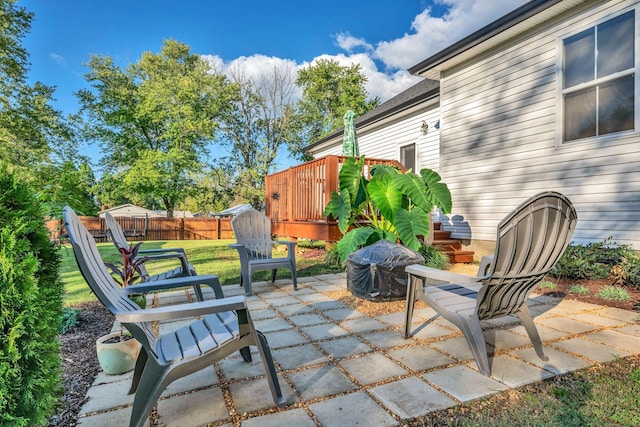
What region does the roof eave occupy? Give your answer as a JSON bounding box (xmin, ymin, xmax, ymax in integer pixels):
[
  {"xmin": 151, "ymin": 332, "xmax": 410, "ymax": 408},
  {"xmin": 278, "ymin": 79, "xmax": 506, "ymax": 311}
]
[
  {"xmin": 305, "ymin": 85, "xmax": 439, "ymax": 153},
  {"xmin": 408, "ymin": 0, "xmax": 566, "ymax": 78}
]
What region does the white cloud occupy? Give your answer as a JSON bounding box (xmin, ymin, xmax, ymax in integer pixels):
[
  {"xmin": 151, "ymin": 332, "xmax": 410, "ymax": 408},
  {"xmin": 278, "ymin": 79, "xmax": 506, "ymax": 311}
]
[
  {"xmin": 203, "ymin": 1, "xmax": 529, "ymax": 103},
  {"xmin": 375, "ymin": 0, "xmax": 529, "ymax": 69},
  {"xmin": 335, "ymin": 32, "xmax": 373, "ymax": 53},
  {"xmin": 49, "ymin": 53, "xmax": 66, "ymax": 65}
]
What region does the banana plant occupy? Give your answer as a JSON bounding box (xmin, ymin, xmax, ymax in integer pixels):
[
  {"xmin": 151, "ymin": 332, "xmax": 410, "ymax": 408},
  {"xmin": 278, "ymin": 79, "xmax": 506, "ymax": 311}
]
[{"xmin": 324, "ymin": 156, "xmax": 452, "ymax": 261}]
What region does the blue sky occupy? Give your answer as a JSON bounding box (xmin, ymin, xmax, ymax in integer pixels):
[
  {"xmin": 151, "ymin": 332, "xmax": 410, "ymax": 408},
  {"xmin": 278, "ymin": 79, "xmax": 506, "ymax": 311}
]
[{"xmin": 20, "ymin": 0, "xmax": 527, "ymax": 169}]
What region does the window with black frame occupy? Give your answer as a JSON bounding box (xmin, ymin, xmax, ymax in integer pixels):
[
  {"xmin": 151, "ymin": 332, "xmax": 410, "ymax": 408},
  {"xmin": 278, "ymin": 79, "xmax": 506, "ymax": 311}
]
[{"xmin": 562, "ymin": 10, "xmax": 635, "ymax": 142}]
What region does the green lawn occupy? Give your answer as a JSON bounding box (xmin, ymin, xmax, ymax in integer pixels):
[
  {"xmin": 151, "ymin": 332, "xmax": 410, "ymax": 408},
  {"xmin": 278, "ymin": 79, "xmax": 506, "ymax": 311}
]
[{"xmin": 60, "ymin": 239, "xmax": 342, "ymax": 306}]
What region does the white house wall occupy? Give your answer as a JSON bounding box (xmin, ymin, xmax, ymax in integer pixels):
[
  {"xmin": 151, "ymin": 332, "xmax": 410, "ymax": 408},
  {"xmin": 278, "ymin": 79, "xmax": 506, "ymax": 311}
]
[
  {"xmin": 438, "ymin": 0, "xmax": 640, "ymax": 249},
  {"xmin": 311, "ymin": 105, "xmax": 441, "ymax": 173}
]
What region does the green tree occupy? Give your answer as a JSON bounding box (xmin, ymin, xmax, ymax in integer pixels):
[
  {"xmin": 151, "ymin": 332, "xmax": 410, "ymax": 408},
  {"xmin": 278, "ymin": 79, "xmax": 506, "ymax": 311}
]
[
  {"xmin": 0, "ymin": 0, "xmax": 74, "ymax": 169},
  {"xmin": 295, "ymin": 58, "xmax": 379, "ymax": 152},
  {"xmin": 219, "ymin": 62, "xmax": 300, "ymax": 209},
  {"xmin": 0, "ymin": 163, "xmax": 64, "ymax": 426},
  {"xmin": 76, "ymin": 39, "xmax": 235, "ymax": 216},
  {"xmin": 183, "ymin": 165, "xmax": 236, "ymax": 214},
  {"xmin": 92, "ymin": 172, "xmax": 131, "ymax": 208},
  {"xmin": 33, "ymin": 159, "xmax": 99, "ymax": 217}
]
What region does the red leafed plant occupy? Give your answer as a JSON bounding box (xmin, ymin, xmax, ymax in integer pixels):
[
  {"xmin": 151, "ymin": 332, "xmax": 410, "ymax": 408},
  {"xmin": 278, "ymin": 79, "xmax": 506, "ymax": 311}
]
[{"xmin": 105, "ymin": 242, "xmax": 150, "ymax": 287}]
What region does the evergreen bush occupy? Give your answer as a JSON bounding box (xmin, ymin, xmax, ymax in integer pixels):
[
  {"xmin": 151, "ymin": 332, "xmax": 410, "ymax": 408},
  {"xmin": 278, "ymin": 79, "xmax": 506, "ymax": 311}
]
[{"xmin": 0, "ymin": 164, "xmax": 64, "ymax": 426}]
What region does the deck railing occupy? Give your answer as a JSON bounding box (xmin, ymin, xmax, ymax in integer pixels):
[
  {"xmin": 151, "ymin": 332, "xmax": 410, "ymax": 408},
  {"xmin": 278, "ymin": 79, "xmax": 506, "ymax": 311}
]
[{"xmin": 265, "ymin": 155, "xmax": 404, "ymax": 223}]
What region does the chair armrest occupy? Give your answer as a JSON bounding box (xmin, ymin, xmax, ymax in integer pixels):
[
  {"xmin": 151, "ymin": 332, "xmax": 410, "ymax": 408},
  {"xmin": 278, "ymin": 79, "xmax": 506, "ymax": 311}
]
[
  {"xmin": 406, "ymin": 264, "xmax": 480, "ymax": 284},
  {"xmin": 140, "ymin": 252, "xmax": 187, "ymax": 262},
  {"xmin": 115, "ymin": 296, "xmax": 246, "ymax": 322},
  {"xmin": 124, "ymin": 274, "xmax": 223, "ymax": 298},
  {"xmin": 230, "ymin": 243, "xmax": 250, "ymax": 264},
  {"xmin": 273, "ymin": 241, "xmax": 296, "ymax": 260},
  {"xmin": 273, "ymin": 240, "xmax": 296, "ymax": 250},
  {"xmin": 139, "ymin": 247, "xmax": 186, "ymax": 255},
  {"xmin": 137, "ymin": 251, "xmax": 191, "ymax": 275},
  {"xmin": 477, "ymin": 255, "xmax": 493, "ymax": 278}
]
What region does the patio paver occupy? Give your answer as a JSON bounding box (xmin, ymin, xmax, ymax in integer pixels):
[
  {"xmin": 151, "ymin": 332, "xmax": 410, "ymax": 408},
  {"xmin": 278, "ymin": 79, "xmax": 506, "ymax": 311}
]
[{"xmin": 76, "ymin": 275, "xmax": 640, "ymax": 426}]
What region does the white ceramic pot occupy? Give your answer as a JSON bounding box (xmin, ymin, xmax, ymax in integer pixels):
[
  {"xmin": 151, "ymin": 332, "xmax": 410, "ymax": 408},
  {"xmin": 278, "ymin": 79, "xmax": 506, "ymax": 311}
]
[{"xmin": 96, "ymin": 332, "xmax": 141, "ymax": 375}]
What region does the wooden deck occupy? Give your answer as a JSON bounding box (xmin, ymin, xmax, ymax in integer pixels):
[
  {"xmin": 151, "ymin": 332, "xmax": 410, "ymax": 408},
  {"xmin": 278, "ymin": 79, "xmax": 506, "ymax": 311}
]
[{"xmin": 265, "ymin": 155, "xmax": 404, "ymax": 241}]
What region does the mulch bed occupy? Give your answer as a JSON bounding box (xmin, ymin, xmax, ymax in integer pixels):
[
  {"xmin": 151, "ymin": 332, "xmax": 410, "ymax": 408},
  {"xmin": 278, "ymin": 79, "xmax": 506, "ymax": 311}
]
[{"xmin": 48, "ymin": 302, "xmax": 114, "ymax": 426}]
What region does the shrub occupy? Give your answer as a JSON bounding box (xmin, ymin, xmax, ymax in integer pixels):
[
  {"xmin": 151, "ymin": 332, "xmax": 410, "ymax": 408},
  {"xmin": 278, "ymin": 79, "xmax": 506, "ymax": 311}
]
[
  {"xmin": 59, "ymin": 307, "xmax": 80, "ymax": 335},
  {"xmin": 324, "ymin": 245, "xmax": 344, "ymax": 268},
  {"xmin": 418, "ymin": 244, "xmax": 450, "ymax": 270},
  {"xmin": 0, "ymin": 164, "xmax": 64, "ymax": 426},
  {"xmin": 550, "ymin": 238, "xmax": 623, "ymax": 280},
  {"xmin": 619, "ymin": 249, "xmax": 640, "ymax": 289}
]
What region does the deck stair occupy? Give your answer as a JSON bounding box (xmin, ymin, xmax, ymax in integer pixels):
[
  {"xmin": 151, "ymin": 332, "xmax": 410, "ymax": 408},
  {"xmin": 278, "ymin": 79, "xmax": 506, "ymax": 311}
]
[{"xmin": 432, "ymin": 222, "xmax": 474, "ymax": 263}]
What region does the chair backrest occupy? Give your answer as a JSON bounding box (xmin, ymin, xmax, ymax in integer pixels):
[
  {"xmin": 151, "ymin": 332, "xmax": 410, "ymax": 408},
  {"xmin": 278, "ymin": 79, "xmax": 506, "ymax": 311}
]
[
  {"xmin": 231, "ymin": 210, "xmax": 273, "ymax": 259},
  {"xmin": 105, "ymin": 211, "xmax": 131, "ymax": 250},
  {"xmin": 104, "ymin": 211, "xmax": 151, "ymax": 278},
  {"xmin": 477, "ymin": 191, "xmax": 577, "ymax": 319},
  {"xmin": 64, "ymin": 207, "xmax": 157, "ymax": 352}
]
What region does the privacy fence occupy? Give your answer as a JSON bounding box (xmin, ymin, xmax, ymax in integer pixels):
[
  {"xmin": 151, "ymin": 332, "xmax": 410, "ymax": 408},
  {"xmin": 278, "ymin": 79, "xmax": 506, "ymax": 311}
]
[{"xmin": 47, "ymin": 216, "xmax": 234, "ymax": 242}]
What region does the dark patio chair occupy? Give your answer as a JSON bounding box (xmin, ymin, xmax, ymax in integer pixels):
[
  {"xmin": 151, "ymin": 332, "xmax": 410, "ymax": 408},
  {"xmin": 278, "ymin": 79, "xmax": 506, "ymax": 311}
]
[
  {"xmin": 64, "ymin": 206, "xmax": 284, "ymax": 427},
  {"xmin": 230, "ymin": 209, "xmax": 297, "ymax": 295},
  {"xmin": 404, "ymin": 191, "xmax": 577, "ymax": 376},
  {"xmin": 104, "ymin": 211, "xmax": 200, "ymax": 297}
]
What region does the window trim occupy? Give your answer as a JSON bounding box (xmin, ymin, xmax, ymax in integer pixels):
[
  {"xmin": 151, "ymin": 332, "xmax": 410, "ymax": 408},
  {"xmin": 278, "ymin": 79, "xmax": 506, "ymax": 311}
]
[{"xmin": 556, "ymin": 7, "xmax": 640, "ymax": 147}]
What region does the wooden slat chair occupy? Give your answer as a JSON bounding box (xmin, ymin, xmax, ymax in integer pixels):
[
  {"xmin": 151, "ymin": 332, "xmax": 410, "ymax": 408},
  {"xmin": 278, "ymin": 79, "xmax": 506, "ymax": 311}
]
[
  {"xmin": 404, "ymin": 191, "xmax": 577, "ymax": 376},
  {"xmin": 230, "ymin": 209, "xmax": 297, "ymax": 296},
  {"xmin": 64, "ymin": 207, "xmax": 284, "ymax": 427},
  {"xmin": 104, "ymin": 212, "xmax": 201, "ymax": 297}
]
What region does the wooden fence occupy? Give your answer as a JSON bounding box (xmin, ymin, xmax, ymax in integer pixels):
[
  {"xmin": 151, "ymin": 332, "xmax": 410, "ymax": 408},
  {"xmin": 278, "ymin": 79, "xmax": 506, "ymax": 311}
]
[{"xmin": 47, "ymin": 216, "xmax": 234, "ymax": 242}]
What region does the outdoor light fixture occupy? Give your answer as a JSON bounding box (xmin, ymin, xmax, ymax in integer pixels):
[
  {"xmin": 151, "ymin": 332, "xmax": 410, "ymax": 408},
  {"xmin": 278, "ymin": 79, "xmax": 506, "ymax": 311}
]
[{"xmin": 421, "ymin": 120, "xmax": 429, "ymax": 135}]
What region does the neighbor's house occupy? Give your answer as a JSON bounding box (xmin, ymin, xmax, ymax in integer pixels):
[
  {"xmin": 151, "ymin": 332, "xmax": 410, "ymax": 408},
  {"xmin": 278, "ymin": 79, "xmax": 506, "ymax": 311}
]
[
  {"xmin": 98, "ymin": 204, "xmax": 194, "ymax": 218},
  {"xmin": 307, "ymin": 0, "xmax": 640, "ymax": 254},
  {"xmin": 98, "ymin": 204, "xmax": 162, "ymax": 218}
]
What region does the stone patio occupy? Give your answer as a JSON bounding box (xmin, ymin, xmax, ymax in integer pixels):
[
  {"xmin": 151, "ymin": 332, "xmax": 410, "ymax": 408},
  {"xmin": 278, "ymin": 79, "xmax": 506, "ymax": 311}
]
[{"xmin": 76, "ymin": 273, "xmax": 640, "ymax": 426}]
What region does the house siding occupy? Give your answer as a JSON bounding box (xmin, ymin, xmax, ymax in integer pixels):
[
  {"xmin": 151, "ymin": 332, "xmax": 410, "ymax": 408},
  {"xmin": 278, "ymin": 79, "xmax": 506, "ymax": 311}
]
[
  {"xmin": 438, "ymin": 0, "xmax": 640, "ymax": 249},
  {"xmin": 310, "ymin": 104, "xmax": 441, "ymax": 172}
]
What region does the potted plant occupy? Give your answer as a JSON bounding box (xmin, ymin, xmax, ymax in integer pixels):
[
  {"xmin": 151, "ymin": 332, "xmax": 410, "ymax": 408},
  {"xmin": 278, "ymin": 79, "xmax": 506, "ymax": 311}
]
[
  {"xmin": 105, "ymin": 242, "xmax": 150, "ymax": 308},
  {"xmin": 324, "ymin": 156, "xmax": 452, "ymax": 298},
  {"xmin": 95, "ymin": 243, "xmax": 150, "ymax": 375},
  {"xmin": 324, "ymin": 156, "xmax": 453, "ymax": 262}
]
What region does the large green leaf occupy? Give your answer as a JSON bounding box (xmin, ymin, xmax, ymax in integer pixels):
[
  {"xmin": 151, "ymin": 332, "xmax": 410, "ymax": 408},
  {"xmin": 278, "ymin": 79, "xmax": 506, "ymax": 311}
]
[
  {"xmin": 370, "ymin": 164, "xmax": 398, "ymax": 179},
  {"xmin": 393, "ymin": 172, "xmax": 434, "ymax": 213},
  {"xmin": 420, "ymin": 169, "xmax": 452, "ymax": 214},
  {"xmin": 368, "ymin": 173, "xmax": 403, "ymax": 223},
  {"xmin": 323, "ymin": 190, "xmax": 352, "ymax": 234},
  {"xmin": 336, "ymin": 227, "xmax": 379, "ymax": 261},
  {"xmin": 394, "ymin": 207, "xmax": 430, "ymax": 250},
  {"xmin": 353, "ymin": 175, "xmax": 368, "ymax": 212},
  {"xmin": 338, "ymin": 156, "xmax": 365, "ymax": 207}
]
